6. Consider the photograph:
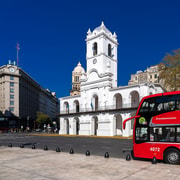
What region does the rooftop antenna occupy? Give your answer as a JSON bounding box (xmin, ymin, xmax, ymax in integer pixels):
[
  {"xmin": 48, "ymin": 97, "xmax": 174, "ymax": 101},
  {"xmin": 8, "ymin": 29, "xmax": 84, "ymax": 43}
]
[{"xmin": 16, "ymin": 43, "xmax": 20, "ymax": 67}]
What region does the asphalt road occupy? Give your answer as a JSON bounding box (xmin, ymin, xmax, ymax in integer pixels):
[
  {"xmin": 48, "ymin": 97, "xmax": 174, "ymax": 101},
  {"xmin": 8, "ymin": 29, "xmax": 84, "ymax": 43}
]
[{"xmin": 0, "ymin": 133, "xmax": 133, "ymax": 159}]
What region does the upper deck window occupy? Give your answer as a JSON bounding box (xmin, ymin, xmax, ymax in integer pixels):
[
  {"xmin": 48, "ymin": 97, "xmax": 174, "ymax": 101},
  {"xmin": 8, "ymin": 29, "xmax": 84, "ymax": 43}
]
[{"xmin": 139, "ymin": 94, "xmax": 180, "ymax": 115}]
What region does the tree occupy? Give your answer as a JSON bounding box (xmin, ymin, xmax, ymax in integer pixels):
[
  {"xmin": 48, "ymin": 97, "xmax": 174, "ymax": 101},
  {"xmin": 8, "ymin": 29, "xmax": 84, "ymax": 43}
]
[
  {"xmin": 36, "ymin": 112, "xmax": 52, "ymax": 129},
  {"xmin": 158, "ymin": 49, "xmax": 180, "ymax": 91}
]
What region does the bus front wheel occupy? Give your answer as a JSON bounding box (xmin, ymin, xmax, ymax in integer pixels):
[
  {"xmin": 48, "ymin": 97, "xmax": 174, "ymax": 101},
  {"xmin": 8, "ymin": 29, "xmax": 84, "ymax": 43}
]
[{"xmin": 164, "ymin": 148, "xmax": 180, "ymax": 164}]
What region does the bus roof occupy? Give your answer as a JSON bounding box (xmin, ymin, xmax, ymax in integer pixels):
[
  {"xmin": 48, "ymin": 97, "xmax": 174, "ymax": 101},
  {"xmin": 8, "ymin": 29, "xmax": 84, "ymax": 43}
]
[{"xmin": 143, "ymin": 91, "xmax": 180, "ymax": 100}]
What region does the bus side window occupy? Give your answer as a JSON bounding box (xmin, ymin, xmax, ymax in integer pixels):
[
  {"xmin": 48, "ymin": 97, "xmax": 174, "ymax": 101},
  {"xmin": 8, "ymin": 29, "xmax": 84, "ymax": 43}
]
[
  {"xmin": 150, "ymin": 128, "xmax": 161, "ymax": 142},
  {"xmin": 159, "ymin": 127, "xmax": 175, "ymax": 142},
  {"xmin": 177, "ymin": 128, "xmax": 180, "ymax": 142},
  {"xmin": 136, "ymin": 127, "xmax": 148, "ymax": 141},
  {"xmin": 177, "ymin": 101, "xmax": 180, "ymax": 110},
  {"xmin": 157, "ymin": 103, "xmax": 163, "ymax": 111}
]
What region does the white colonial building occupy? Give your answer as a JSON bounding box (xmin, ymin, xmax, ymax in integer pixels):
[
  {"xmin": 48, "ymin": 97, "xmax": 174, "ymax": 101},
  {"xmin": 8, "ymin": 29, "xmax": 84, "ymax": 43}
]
[{"xmin": 59, "ymin": 22, "xmax": 164, "ymax": 137}]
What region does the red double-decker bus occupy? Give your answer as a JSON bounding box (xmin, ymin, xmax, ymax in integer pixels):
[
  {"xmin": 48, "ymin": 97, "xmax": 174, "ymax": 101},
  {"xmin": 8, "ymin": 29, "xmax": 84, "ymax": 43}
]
[{"xmin": 123, "ymin": 91, "xmax": 180, "ymax": 164}]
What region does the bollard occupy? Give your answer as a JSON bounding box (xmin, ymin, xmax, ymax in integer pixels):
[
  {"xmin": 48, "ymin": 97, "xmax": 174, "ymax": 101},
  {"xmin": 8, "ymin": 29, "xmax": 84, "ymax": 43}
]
[
  {"xmin": 32, "ymin": 144, "xmax": 36, "ymax": 149},
  {"xmin": 44, "ymin": 145, "xmax": 48, "ymax": 151},
  {"xmin": 20, "ymin": 144, "xmax": 24, "ymax": 148},
  {"xmin": 8, "ymin": 143, "xmax": 12, "ymax": 147},
  {"xmin": 56, "ymin": 147, "xmax": 61, "ymax": 152},
  {"xmin": 69, "ymin": 148, "xmax": 74, "ymax": 154},
  {"xmin": 152, "ymin": 157, "xmax": 157, "ymax": 164},
  {"xmin": 126, "ymin": 154, "xmax": 131, "ymax": 161},
  {"xmin": 104, "ymin": 152, "xmax": 109, "ymax": 158},
  {"xmin": 85, "ymin": 150, "xmax": 90, "ymax": 156}
]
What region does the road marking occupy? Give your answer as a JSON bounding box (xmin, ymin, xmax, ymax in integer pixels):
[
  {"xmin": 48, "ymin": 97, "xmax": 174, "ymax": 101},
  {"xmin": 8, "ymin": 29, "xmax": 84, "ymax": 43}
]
[
  {"xmin": 102, "ymin": 146, "xmax": 111, "ymax": 149},
  {"xmin": 65, "ymin": 144, "xmax": 73, "ymax": 146}
]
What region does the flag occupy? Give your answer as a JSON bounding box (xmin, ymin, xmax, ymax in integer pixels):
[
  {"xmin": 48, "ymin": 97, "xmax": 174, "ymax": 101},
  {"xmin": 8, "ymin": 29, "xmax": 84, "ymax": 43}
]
[
  {"xmin": 16, "ymin": 43, "xmax": 20, "ymax": 51},
  {"xmin": 90, "ymin": 100, "xmax": 93, "ymax": 110},
  {"xmin": 66, "ymin": 103, "xmax": 69, "ymax": 113},
  {"xmin": 111, "ymin": 47, "xmax": 114, "ymax": 50}
]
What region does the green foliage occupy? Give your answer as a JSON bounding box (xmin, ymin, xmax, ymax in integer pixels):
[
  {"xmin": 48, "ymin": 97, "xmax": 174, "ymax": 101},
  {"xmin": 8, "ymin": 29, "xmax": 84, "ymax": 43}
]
[
  {"xmin": 36, "ymin": 112, "xmax": 52, "ymax": 129},
  {"xmin": 158, "ymin": 49, "xmax": 180, "ymax": 91}
]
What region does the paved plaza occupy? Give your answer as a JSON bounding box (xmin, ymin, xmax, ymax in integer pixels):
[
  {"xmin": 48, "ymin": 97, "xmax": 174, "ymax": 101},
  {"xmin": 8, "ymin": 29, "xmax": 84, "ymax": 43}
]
[{"xmin": 0, "ymin": 146, "xmax": 180, "ymax": 180}]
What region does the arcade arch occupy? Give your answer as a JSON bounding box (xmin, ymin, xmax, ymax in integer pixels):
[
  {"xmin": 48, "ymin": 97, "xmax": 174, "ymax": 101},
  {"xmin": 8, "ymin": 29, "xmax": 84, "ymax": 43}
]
[
  {"xmin": 74, "ymin": 117, "xmax": 80, "ymax": 135},
  {"xmin": 114, "ymin": 114, "xmax": 123, "ymax": 135},
  {"xmin": 130, "ymin": 91, "xmax": 139, "ymax": 107},
  {"xmin": 64, "ymin": 118, "xmax": 70, "ymax": 134},
  {"xmin": 91, "ymin": 116, "xmax": 98, "ymax": 135},
  {"xmin": 113, "ymin": 93, "xmax": 122, "ymax": 109}
]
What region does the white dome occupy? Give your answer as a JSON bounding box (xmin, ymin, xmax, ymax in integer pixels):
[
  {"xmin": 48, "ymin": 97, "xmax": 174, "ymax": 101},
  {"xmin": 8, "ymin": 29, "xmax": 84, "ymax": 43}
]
[{"xmin": 73, "ymin": 62, "xmax": 85, "ymax": 73}]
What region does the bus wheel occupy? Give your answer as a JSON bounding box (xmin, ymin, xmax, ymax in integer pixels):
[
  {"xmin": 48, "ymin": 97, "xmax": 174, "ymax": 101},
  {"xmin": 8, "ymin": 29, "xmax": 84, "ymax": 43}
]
[{"xmin": 164, "ymin": 148, "xmax": 180, "ymax": 164}]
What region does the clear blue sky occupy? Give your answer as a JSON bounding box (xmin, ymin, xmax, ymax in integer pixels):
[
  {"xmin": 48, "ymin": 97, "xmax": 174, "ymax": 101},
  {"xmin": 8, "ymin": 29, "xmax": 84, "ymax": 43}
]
[{"xmin": 0, "ymin": 0, "xmax": 179, "ymax": 98}]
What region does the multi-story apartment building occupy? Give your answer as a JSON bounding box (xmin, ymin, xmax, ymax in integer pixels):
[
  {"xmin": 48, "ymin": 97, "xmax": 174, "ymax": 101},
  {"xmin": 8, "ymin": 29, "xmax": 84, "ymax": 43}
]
[
  {"xmin": 128, "ymin": 65, "xmax": 159, "ymax": 85},
  {"xmin": 0, "ymin": 61, "xmax": 59, "ymax": 129}
]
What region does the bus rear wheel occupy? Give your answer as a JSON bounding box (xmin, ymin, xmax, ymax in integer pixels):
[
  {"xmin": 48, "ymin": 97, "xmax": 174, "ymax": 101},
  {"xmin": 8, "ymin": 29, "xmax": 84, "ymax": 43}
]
[{"xmin": 164, "ymin": 148, "xmax": 180, "ymax": 164}]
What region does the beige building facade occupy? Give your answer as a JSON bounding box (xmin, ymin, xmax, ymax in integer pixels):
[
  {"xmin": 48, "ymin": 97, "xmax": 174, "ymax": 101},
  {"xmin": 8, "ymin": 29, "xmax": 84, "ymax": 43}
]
[
  {"xmin": 128, "ymin": 65, "xmax": 160, "ymax": 85},
  {"xmin": 0, "ymin": 61, "xmax": 59, "ymax": 129}
]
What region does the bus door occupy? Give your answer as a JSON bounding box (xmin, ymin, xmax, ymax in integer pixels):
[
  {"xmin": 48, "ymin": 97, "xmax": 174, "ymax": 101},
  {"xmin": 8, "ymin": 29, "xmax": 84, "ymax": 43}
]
[
  {"xmin": 134, "ymin": 125, "xmax": 155, "ymax": 159},
  {"xmin": 133, "ymin": 115, "xmax": 160, "ymax": 159}
]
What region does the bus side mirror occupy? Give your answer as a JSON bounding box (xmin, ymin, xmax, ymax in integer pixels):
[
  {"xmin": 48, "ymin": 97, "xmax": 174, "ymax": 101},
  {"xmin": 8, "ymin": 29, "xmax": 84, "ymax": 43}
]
[
  {"xmin": 123, "ymin": 122, "xmax": 126, "ymax": 130},
  {"xmin": 123, "ymin": 115, "xmax": 140, "ymax": 130}
]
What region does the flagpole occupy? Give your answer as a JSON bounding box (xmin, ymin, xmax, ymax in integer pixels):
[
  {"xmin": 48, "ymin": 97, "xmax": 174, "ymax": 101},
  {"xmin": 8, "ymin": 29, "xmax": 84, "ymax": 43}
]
[{"xmin": 16, "ymin": 43, "xmax": 20, "ymax": 67}]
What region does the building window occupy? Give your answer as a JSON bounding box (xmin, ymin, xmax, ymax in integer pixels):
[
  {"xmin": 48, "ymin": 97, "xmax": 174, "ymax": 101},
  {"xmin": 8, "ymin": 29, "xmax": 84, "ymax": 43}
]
[
  {"xmin": 150, "ymin": 75, "xmax": 152, "ymax": 79},
  {"xmin": 93, "ymin": 42, "xmax": 98, "ymax": 56},
  {"xmin": 154, "ymin": 74, "xmax": 157, "ymax": 78},
  {"xmin": 10, "ymin": 76, "xmax": 14, "ymax": 80},
  {"xmin": 10, "ymin": 88, "xmax": 14, "ymax": 93},
  {"xmin": 10, "ymin": 101, "xmax": 14, "ymax": 105},
  {"xmin": 10, "ymin": 82, "xmax": 14, "ymax": 87},
  {"xmin": 75, "ymin": 76, "xmax": 79, "ymax": 82},
  {"xmin": 108, "ymin": 44, "xmax": 112, "ymax": 57},
  {"xmin": 9, "ymin": 107, "xmax": 14, "ymax": 112},
  {"xmin": 10, "ymin": 95, "xmax": 14, "ymax": 99}
]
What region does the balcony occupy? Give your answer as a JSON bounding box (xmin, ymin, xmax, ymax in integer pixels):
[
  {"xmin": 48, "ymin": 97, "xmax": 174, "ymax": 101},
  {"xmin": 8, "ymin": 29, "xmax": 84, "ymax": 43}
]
[{"xmin": 59, "ymin": 104, "xmax": 138, "ymax": 117}]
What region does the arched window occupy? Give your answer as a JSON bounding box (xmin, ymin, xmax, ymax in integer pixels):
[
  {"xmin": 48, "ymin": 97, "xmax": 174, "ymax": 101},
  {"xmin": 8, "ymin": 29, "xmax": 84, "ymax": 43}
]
[
  {"xmin": 73, "ymin": 100, "xmax": 80, "ymax": 113},
  {"xmin": 93, "ymin": 42, "xmax": 98, "ymax": 56},
  {"xmin": 130, "ymin": 91, "xmax": 140, "ymax": 108},
  {"xmin": 108, "ymin": 44, "xmax": 112, "ymax": 57},
  {"xmin": 64, "ymin": 102, "xmax": 69, "ymax": 114},
  {"xmin": 114, "ymin": 93, "xmax": 122, "ymax": 109},
  {"xmin": 74, "ymin": 76, "xmax": 79, "ymax": 82},
  {"xmin": 91, "ymin": 95, "xmax": 98, "ymax": 111}
]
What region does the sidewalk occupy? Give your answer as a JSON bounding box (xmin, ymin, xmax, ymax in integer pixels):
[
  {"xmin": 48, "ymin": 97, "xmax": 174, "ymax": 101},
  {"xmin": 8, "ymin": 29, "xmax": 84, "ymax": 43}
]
[{"xmin": 0, "ymin": 146, "xmax": 180, "ymax": 180}]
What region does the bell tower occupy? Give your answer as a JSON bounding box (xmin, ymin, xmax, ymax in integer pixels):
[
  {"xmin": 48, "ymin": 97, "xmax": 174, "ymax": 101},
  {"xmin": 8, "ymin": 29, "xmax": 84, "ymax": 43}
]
[
  {"xmin": 85, "ymin": 22, "xmax": 118, "ymax": 87},
  {"xmin": 70, "ymin": 62, "xmax": 85, "ymax": 96}
]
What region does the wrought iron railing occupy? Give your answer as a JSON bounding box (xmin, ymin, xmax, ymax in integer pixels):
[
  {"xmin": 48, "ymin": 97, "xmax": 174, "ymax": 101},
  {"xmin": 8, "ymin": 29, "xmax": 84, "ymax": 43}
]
[{"xmin": 60, "ymin": 103, "xmax": 138, "ymax": 114}]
